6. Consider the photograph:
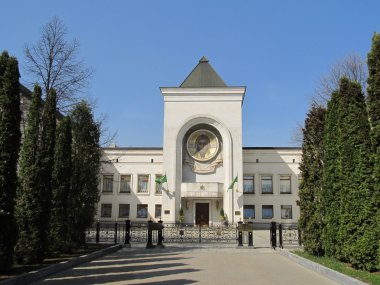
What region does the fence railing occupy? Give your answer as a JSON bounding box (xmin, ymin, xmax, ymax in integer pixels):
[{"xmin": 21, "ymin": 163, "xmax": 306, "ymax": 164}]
[{"xmin": 85, "ymin": 220, "xmax": 302, "ymax": 248}]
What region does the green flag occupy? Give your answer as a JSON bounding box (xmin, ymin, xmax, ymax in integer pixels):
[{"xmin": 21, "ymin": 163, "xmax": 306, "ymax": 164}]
[
  {"xmin": 228, "ymin": 175, "xmax": 238, "ymax": 191},
  {"xmin": 155, "ymin": 174, "xmax": 167, "ymax": 184}
]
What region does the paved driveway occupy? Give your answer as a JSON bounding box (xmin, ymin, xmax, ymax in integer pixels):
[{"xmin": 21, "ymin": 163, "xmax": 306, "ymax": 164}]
[{"xmin": 33, "ymin": 246, "xmax": 338, "ymax": 285}]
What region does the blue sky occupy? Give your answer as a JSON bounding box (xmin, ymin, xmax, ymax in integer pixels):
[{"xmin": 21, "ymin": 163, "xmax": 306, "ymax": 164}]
[{"xmin": 1, "ymin": 1, "xmax": 380, "ymax": 147}]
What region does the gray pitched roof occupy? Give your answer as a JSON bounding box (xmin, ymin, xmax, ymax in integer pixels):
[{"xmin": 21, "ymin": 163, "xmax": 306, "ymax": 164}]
[{"xmin": 180, "ymin": 56, "xmax": 227, "ymax": 87}]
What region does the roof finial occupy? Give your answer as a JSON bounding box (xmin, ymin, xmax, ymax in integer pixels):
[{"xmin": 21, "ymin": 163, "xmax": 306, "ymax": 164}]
[{"xmin": 199, "ymin": 56, "xmax": 209, "ymax": 63}]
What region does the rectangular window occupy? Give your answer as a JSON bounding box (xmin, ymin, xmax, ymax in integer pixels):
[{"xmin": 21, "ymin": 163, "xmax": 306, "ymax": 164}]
[
  {"xmin": 281, "ymin": 205, "xmax": 293, "ymax": 219},
  {"xmin": 262, "ymin": 205, "xmax": 273, "ymax": 219},
  {"xmin": 243, "ymin": 176, "xmax": 254, "ymax": 194},
  {"xmin": 280, "ymin": 175, "xmax": 291, "ymax": 194},
  {"xmin": 155, "ymin": 204, "xmax": 162, "ymax": 219},
  {"xmin": 137, "ymin": 204, "xmax": 148, "ymax": 218},
  {"xmin": 101, "ymin": 204, "xmax": 112, "ymax": 218},
  {"xmin": 155, "ymin": 175, "xmax": 163, "ymax": 194},
  {"xmin": 118, "ymin": 204, "xmax": 130, "ymax": 218},
  {"xmin": 243, "ymin": 205, "xmax": 255, "ymax": 219},
  {"xmin": 102, "ymin": 175, "xmax": 113, "ymax": 193},
  {"xmin": 261, "ymin": 176, "xmax": 273, "ymax": 194},
  {"xmin": 120, "ymin": 175, "xmax": 132, "ymax": 193},
  {"xmin": 137, "ymin": 175, "xmax": 149, "ymax": 193}
]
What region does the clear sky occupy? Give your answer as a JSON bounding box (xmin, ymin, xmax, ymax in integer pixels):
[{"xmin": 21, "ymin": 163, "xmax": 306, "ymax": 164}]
[{"xmin": 1, "ymin": 1, "xmax": 380, "ymax": 147}]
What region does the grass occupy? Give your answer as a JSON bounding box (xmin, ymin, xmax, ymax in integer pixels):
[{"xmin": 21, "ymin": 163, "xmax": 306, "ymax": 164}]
[
  {"xmin": 293, "ymin": 250, "xmax": 380, "ymax": 285},
  {"xmin": 0, "ymin": 243, "xmax": 110, "ymax": 282}
]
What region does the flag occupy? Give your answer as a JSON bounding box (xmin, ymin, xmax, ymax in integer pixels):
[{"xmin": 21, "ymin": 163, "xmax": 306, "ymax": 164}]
[
  {"xmin": 155, "ymin": 174, "xmax": 167, "ymax": 184},
  {"xmin": 228, "ymin": 175, "xmax": 238, "ymax": 191}
]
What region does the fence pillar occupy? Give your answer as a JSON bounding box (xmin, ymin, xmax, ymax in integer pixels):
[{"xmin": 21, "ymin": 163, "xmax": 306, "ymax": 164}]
[
  {"xmin": 96, "ymin": 222, "xmax": 100, "ymax": 243},
  {"xmin": 298, "ymin": 227, "xmax": 302, "ymax": 246},
  {"xmin": 114, "ymin": 222, "xmax": 118, "ymax": 244},
  {"xmin": 279, "ymin": 223, "xmax": 283, "ymax": 248},
  {"xmin": 199, "ymin": 224, "xmax": 202, "ymax": 243},
  {"xmin": 270, "ymin": 221, "xmax": 277, "ymax": 249},
  {"xmin": 157, "ymin": 220, "xmax": 165, "ymax": 248},
  {"xmin": 146, "ymin": 220, "xmax": 155, "ymax": 249},
  {"xmin": 125, "ymin": 220, "xmax": 131, "ymax": 247},
  {"xmin": 248, "ymin": 221, "xmax": 253, "ymax": 247},
  {"xmin": 237, "ymin": 221, "xmax": 243, "ymax": 246}
]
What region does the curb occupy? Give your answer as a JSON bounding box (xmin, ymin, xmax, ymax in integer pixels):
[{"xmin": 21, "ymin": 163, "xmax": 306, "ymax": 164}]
[
  {"xmin": 277, "ymin": 248, "xmax": 367, "ymax": 285},
  {"xmin": 1, "ymin": 244, "xmax": 122, "ymax": 285}
]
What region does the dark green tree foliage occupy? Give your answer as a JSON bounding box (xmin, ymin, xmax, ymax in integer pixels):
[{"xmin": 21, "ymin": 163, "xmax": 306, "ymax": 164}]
[
  {"xmin": 0, "ymin": 51, "xmax": 21, "ymax": 271},
  {"xmin": 298, "ymin": 105, "xmax": 326, "ymax": 256},
  {"xmin": 366, "ymin": 33, "xmax": 380, "ymax": 269},
  {"xmin": 321, "ymin": 90, "xmax": 341, "ymax": 257},
  {"xmin": 50, "ymin": 117, "xmax": 72, "ymax": 253},
  {"xmin": 334, "ymin": 78, "xmax": 376, "ymax": 271},
  {"xmin": 15, "ymin": 85, "xmax": 42, "ymax": 264},
  {"xmin": 70, "ymin": 102, "xmax": 100, "ymax": 245},
  {"xmin": 35, "ymin": 88, "xmax": 57, "ymax": 260}
]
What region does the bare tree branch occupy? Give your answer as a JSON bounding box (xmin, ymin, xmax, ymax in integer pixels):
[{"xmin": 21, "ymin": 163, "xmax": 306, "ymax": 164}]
[
  {"xmin": 312, "ymin": 53, "xmax": 367, "ymax": 107},
  {"xmin": 24, "ymin": 16, "xmax": 94, "ymax": 114}
]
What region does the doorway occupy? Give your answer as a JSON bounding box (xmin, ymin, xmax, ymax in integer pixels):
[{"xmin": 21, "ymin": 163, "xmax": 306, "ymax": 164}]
[{"xmin": 195, "ymin": 203, "xmax": 209, "ymax": 225}]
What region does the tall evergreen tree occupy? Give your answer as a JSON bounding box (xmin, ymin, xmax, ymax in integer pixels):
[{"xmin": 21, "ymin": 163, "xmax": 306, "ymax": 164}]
[
  {"xmin": 15, "ymin": 85, "xmax": 42, "ymax": 264},
  {"xmin": 35, "ymin": 88, "xmax": 57, "ymax": 260},
  {"xmin": 0, "ymin": 51, "xmax": 21, "ymax": 271},
  {"xmin": 366, "ymin": 32, "xmax": 380, "ymax": 269},
  {"xmin": 321, "ymin": 90, "xmax": 341, "ymax": 257},
  {"xmin": 298, "ymin": 105, "xmax": 326, "ymax": 256},
  {"xmin": 334, "ymin": 78, "xmax": 376, "ymax": 270},
  {"xmin": 70, "ymin": 102, "xmax": 100, "ymax": 245},
  {"xmin": 50, "ymin": 116, "xmax": 72, "ymax": 253}
]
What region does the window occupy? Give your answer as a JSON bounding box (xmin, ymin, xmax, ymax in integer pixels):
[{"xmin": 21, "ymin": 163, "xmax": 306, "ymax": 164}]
[
  {"xmin": 155, "ymin": 204, "xmax": 162, "ymax": 219},
  {"xmin": 243, "ymin": 205, "xmax": 255, "ymax": 219},
  {"xmin": 101, "ymin": 204, "xmax": 112, "ymax": 218},
  {"xmin": 155, "ymin": 175, "xmax": 163, "ymax": 194},
  {"xmin": 137, "ymin": 175, "xmax": 149, "ymax": 193},
  {"xmin": 261, "ymin": 176, "xmax": 273, "ymax": 194},
  {"xmin": 243, "ymin": 176, "xmax": 254, "ymax": 194},
  {"xmin": 137, "ymin": 204, "xmax": 148, "ymax": 218},
  {"xmin": 102, "ymin": 175, "xmax": 113, "ymax": 193},
  {"xmin": 120, "ymin": 175, "xmax": 132, "ymax": 193},
  {"xmin": 262, "ymin": 205, "xmax": 273, "ymax": 219},
  {"xmin": 281, "ymin": 205, "xmax": 292, "ymax": 219},
  {"xmin": 280, "ymin": 175, "xmax": 291, "ymax": 194},
  {"xmin": 118, "ymin": 204, "xmax": 130, "ymax": 218}
]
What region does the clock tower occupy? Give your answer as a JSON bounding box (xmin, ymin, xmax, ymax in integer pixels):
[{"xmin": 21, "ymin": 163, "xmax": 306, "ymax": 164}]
[{"xmin": 160, "ymin": 57, "xmax": 246, "ymax": 224}]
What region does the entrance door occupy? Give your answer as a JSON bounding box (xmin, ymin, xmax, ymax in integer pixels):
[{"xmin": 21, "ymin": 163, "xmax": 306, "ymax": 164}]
[{"xmin": 195, "ymin": 203, "xmax": 209, "ymax": 226}]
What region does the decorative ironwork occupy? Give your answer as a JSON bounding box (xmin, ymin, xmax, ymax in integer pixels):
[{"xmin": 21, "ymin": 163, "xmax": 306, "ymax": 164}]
[{"xmin": 280, "ymin": 223, "xmax": 300, "ymax": 247}]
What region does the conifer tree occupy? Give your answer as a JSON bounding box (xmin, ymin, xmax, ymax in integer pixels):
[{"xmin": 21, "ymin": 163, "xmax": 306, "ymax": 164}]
[
  {"xmin": 0, "ymin": 51, "xmax": 21, "ymax": 271},
  {"xmin": 298, "ymin": 105, "xmax": 326, "ymax": 256},
  {"xmin": 334, "ymin": 78, "xmax": 376, "ymax": 270},
  {"xmin": 15, "ymin": 85, "xmax": 42, "ymax": 264},
  {"xmin": 36, "ymin": 88, "xmax": 57, "ymax": 260},
  {"xmin": 366, "ymin": 32, "xmax": 380, "ymax": 269},
  {"xmin": 50, "ymin": 117, "xmax": 72, "ymax": 253},
  {"xmin": 321, "ymin": 90, "xmax": 341, "ymax": 257},
  {"xmin": 70, "ymin": 102, "xmax": 100, "ymax": 245}
]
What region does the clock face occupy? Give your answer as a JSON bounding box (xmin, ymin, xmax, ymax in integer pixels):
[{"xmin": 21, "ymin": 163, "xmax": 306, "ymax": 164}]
[{"xmin": 186, "ymin": 129, "xmax": 219, "ymax": 162}]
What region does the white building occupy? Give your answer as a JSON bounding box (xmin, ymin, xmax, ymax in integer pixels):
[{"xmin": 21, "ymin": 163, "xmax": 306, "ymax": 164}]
[{"xmin": 97, "ymin": 57, "xmax": 301, "ymax": 225}]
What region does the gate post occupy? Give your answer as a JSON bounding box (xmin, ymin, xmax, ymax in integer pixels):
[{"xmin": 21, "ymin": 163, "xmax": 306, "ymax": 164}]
[
  {"xmin": 125, "ymin": 219, "xmax": 131, "ymax": 247},
  {"xmin": 279, "ymin": 223, "xmax": 283, "ymax": 248},
  {"xmin": 270, "ymin": 221, "xmax": 277, "ymax": 249},
  {"xmin": 157, "ymin": 220, "xmax": 165, "ymax": 248},
  {"xmin": 114, "ymin": 222, "xmax": 118, "ymax": 244},
  {"xmin": 298, "ymin": 226, "xmax": 302, "ymax": 246},
  {"xmin": 146, "ymin": 220, "xmax": 155, "ymax": 249},
  {"xmin": 248, "ymin": 221, "xmax": 253, "ymax": 247},
  {"xmin": 96, "ymin": 221, "xmax": 100, "ymax": 243},
  {"xmin": 237, "ymin": 221, "xmax": 243, "ymax": 246},
  {"xmin": 199, "ymin": 224, "xmax": 202, "ymax": 243}
]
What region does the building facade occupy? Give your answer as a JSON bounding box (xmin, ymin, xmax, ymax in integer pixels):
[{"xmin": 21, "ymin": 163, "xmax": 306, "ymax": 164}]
[{"xmin": 97, "ymin": 57, "xmax": 301, "ymax": 225}]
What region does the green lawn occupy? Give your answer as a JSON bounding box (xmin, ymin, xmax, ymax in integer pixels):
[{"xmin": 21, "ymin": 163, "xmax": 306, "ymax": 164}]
[{"xmin": 293, "ymin": 250, "xmax": 380, "ymax": 285}]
